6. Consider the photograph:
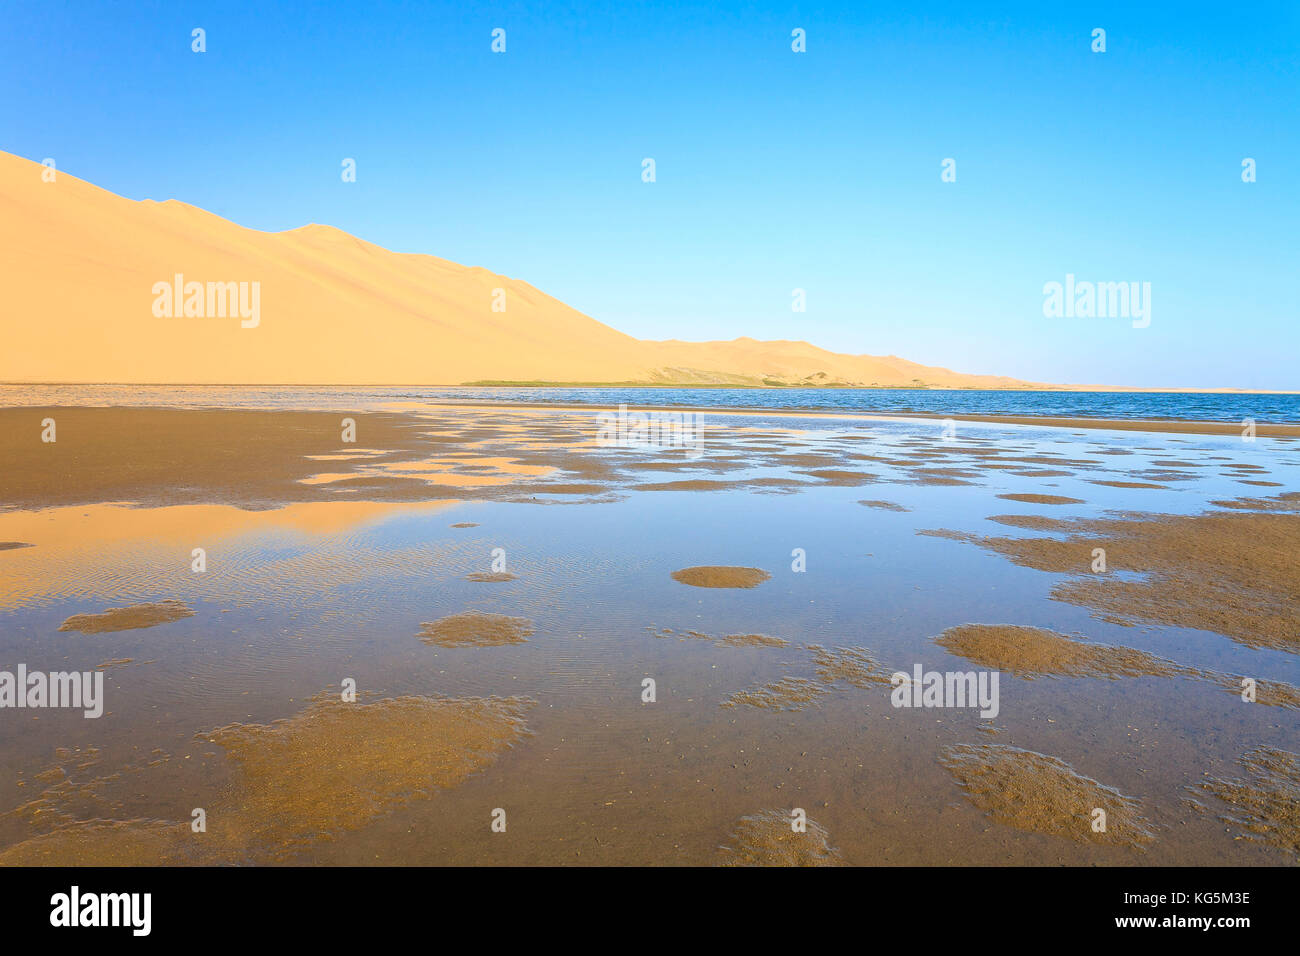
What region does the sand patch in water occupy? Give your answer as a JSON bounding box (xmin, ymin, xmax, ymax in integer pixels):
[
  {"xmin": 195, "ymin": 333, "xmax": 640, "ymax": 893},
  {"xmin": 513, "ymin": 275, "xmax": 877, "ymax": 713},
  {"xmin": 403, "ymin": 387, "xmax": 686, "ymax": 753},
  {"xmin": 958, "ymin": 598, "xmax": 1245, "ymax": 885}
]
[
  {"xmin": 935, "ymin": 624, "xmax": 1299, "ymax": 709},
  {"xmin": 996, "ymin": 493, "xmax": 1084, "ymax": 505},
  {"xmin": 720, "ymin": 633, "xmax": 789, "ymax": 647},
  {"xmin": 939, "ymin": 744, "xmax": 1156, "ymax": 849},
  {"xmin": 1210, "ymin": 492, "xmax": 1300, "ymax": 512},
  {"xmin": 636, "ymin": 479, "xmax": 741, "ymax": 492},
  {"xmin": 671, "ymin": 566, "xmax": 770, "ymax": 589},
  {"xmin": 0, "ymin": 694, "xmax": 533, "ymax": 865},
  {"xmin": 0, "ymin": 819, "xmax": 201, "ymax": 866},
  {"xmin": 1089, "ymin": 480, "xmax": 1168, "ymax": 490},
  {"xmin": 934, "ymin": 625, "xmax": 1189, "ymax": 680},
  {"xmin": 418, "ymin": 611, "xmax": 533, "ymax": 647},
  {"xmin": 1192, "ymin": 747, "xmax": 1300, "ymax": 857},
  {"xmin": 809, "ymin": 644, "xmax": 893, "ymax": 687},
  {"xmin": 718, "ymin": 809, "xmax": 846, "ymax": 866},
  {"xmin": 58, "ymin": 600, "xmax": 195, "ymax": 634},
  {"xmin": 858, "ymin": 499, "xmax": 909, "ymax": 512},
  {"xmin": 987, "ymin": 514, "xmax": 1070, "ymax": 531},
  {"xmin": 797, "ymin": 469, "xmax": 879, "ymax": 486},
  {"xmin": 722, "ymin": 677, "xmax": 827, "ymax": 711},
  {"xmin": 948, "ymin": 501, "xmax": 1300, "ymax": 653},
  {"xmin": 466, "ymin": 572, "xmax": 517, "ymax": 583},
  {"xmin": 654, "ymin": 628, "xmax": 787, "ymax": 648},
  {"xmin": 202, "ymin": 694, "xmax": 531, "ymax": 858}
]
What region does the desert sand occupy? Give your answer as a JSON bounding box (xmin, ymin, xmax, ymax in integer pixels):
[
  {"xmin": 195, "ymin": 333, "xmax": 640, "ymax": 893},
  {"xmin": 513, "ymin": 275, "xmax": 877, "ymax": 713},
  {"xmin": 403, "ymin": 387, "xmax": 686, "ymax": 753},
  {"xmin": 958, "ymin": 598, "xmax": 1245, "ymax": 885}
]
[{"xmin": 0, "ymin": 150, "xmax": 1050, "ymax": 389}]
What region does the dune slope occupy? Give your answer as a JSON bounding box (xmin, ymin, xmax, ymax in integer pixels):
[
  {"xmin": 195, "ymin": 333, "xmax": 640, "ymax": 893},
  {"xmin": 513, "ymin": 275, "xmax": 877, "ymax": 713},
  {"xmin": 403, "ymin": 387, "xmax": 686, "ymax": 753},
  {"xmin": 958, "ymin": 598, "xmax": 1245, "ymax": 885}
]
[{"xmin": 0, "ymin": 151, "xmax": 1030, "ymax": 387}]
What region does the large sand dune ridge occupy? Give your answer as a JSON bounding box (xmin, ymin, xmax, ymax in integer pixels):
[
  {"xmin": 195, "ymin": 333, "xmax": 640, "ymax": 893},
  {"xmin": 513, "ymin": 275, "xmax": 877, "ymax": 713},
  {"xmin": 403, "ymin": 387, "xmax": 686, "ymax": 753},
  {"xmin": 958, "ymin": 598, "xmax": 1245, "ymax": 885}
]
[{"xmin": 0, "ymin": 150, "xmax": 1032, "ymax": 388}]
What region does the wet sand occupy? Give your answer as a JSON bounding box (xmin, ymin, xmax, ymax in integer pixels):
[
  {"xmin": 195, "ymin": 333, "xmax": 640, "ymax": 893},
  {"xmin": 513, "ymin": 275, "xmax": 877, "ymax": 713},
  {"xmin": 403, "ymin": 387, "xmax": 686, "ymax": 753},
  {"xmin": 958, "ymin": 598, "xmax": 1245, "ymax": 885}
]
[{"xmin": 1, "ymin": 400, "xmax": 1297, "ymax": 866}]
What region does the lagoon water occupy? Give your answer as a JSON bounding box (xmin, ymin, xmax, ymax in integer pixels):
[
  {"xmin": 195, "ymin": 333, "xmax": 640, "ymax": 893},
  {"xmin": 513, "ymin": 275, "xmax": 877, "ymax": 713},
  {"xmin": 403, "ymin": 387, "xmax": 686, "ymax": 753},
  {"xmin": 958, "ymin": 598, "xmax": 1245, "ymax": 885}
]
[
  {"xmin": 0, "ymin": 395, "xmax": 1296, "ymax": 865},
  {"xmin": 3, "ymin": 384, "xmax": 1298, "ymax": 423}
]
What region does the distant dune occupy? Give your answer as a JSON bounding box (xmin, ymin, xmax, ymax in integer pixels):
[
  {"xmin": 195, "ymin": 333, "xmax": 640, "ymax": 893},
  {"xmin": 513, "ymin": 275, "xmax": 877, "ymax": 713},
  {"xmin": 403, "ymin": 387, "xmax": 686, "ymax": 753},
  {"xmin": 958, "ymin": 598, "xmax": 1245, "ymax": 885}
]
[{"xmin": 0, "ymin": 150, "xmax": 1041, "ymax": 388}]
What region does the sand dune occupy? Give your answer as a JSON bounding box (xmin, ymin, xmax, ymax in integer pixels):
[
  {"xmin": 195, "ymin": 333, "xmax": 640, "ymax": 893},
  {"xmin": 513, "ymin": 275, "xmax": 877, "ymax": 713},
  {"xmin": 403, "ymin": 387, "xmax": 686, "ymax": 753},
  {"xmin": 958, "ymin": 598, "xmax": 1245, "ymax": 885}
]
[{"xmin": 0, "ymin": 150, "xmax": 1032, "ymax": 387}]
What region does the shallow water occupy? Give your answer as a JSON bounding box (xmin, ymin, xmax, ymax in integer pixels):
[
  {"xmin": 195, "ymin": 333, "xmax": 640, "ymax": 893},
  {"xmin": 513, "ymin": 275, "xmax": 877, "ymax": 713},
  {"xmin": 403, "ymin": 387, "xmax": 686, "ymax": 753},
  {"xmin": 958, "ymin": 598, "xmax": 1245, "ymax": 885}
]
[
  {"xmin": 0, "ymin": 402, "xmax": 1297, "ymax": 865},
  {"xmin": 4, "ymin": 384, "xmax": 1299, "ymax": 423}
]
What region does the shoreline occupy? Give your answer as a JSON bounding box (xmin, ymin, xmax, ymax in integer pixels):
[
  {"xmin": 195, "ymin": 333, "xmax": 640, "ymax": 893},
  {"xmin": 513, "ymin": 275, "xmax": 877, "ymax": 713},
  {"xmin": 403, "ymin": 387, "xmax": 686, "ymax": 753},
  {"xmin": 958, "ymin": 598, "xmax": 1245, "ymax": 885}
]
[
  {"xmin": 5, "ymin": 381, "xmax": 1299, "ymax": 394},
  {"xmin": 396, "ymin": 400, "xmax": 1300, "ymax": 437},
  {"xmin": 4, "ymin": 397, "xmax": 1299, "ymax": 437}
]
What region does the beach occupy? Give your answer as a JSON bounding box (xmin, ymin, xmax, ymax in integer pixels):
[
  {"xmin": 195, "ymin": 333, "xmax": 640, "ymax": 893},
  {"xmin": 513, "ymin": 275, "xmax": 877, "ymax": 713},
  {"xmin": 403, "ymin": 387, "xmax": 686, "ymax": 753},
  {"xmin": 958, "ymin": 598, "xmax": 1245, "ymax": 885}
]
[{"xmin": 1, "ymin": 395, "xmax": 1296, "ymax": 865}]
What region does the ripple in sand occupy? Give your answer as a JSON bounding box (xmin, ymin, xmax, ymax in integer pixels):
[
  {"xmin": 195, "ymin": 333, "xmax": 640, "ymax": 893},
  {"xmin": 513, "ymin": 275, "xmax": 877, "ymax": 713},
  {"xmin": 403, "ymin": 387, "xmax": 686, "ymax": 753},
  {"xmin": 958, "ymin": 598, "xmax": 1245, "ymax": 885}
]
[
  {"xmin": 1192, "ymin": 747, "xmax": 1300, "ymax": 857},
  {"xmin": 0, "ymin": 819, "xmax": 200, "ymax": 866},
  {"xmin": 995, "ymin": 493, "xmax": 1085, "ymax": 505},
  {"xmin": 939, "ymin": 744, "xmax": 1156, "ymax": 849},
  {"xmin": 670, "ymin": 566, "xmax": 770, "ymax": 589},
  {"xmin": 57, "ymin": 600, "xmax": 195, "ymax": 634},
  {"xmin": 719, "ymin": 633, "xmax": 788, "ymax": 648},
  {"xmin": 656, "ymin": 628, "xmax": 789, "ymax": 648},
  {"xmin": 0, "ymin": 541, "xmax": 34, "ymax": 551},
  {"xmin": 418, "ymin": 611, "xmax": 533, "ymax": 647},
  {"xmin": 718, "ymin": 809, "xmax": 846, "ymax": 866},
  {"xmin": 934, "ymin": 624, "xmax": 1189, "ymax": 680},
  {"xmin": 723, "ymin": 644, "xmax": 892, "ymax": 710},
  {"xmin": 722, "ymin": 677, "xmax": 827, "ymax": 711},
  {"xmin": 809, "ymin": 644, "xmax": 893, "ymax": 687}
]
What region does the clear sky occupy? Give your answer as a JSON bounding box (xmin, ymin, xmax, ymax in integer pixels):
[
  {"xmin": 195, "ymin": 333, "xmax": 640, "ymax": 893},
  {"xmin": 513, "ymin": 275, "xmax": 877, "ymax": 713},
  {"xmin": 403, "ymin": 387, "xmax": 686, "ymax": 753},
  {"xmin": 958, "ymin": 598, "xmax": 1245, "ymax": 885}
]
[{"xmin": 2, "ymin": 1, "xmax": 1296, "ymax": 388}]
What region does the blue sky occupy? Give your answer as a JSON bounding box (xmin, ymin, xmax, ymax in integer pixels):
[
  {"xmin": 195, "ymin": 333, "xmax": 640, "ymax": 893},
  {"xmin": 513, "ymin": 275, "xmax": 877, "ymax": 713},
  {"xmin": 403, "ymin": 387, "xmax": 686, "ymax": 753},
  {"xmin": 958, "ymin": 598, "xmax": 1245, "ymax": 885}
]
[{"xmin": 2, "ymin": 1, "xmax": 1296, "ymax": 388}]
